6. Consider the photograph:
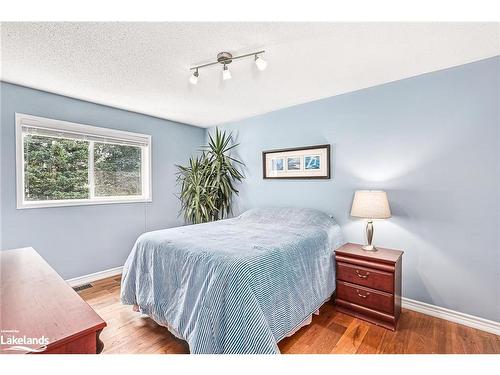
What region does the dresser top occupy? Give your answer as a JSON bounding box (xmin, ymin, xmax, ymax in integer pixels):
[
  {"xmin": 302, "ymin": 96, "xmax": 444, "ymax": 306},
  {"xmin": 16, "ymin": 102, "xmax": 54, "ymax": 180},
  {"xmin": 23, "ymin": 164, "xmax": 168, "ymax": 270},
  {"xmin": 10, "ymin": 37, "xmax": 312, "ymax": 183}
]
[
  {"xmin": 0, "ymin": 247, "xmax": 106, "ymax": 354},
  {"xmin": 335, "ymin": 242, "xmax": 403, "ymax": 264}
]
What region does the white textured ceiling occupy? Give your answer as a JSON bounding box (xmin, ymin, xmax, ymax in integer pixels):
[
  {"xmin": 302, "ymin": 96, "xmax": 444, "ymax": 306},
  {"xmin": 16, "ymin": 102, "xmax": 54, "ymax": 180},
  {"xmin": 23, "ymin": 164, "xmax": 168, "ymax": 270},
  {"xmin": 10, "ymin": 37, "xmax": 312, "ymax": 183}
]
[{"xmin": 1, "ymin": 22, "xmax": 499, "ymax": 127}]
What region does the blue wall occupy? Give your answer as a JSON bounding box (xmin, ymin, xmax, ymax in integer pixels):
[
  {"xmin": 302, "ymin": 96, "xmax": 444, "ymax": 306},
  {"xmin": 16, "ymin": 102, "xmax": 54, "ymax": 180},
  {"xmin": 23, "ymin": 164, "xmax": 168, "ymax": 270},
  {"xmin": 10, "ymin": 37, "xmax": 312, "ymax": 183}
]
[
  {"xmin": 212, "ymin": 57, "xmax": 500, "ymax": 321},
  {"xmin": 0, "ymin": 82, "xmax": 205, "ymax": 279}
]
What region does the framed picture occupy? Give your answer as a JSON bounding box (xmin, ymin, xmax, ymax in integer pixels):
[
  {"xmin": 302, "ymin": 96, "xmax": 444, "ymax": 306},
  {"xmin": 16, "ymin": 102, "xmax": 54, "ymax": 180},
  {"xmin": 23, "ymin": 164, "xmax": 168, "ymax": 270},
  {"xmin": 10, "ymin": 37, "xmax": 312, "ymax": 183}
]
[{"xmin": 262, "ymin": 144, "xmax": 330, "ymax": 179}]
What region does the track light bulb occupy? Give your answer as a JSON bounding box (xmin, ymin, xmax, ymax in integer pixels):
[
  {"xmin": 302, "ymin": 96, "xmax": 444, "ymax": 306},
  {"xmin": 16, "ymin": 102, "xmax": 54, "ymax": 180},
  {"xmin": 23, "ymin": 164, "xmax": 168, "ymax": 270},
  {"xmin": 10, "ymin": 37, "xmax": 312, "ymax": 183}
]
[
  {"xmin": 222, "ymin": 64, "xmax": 232, "ymax": 80},
  {"xmin": 255, "ymin": 55, "xmax": 267, "ymax": 71},
  {"xmin": 189, "ymin": 69, "xmax": 199, "ymax": 85}
]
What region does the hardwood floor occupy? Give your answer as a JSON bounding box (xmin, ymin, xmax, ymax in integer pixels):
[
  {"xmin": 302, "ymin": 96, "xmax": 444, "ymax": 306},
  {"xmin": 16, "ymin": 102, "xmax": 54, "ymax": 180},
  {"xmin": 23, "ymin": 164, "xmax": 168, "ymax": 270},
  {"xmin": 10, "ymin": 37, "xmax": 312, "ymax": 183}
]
[{"xmin": 78, "ymin": 276, "xmax": 500, "ymax": 354}]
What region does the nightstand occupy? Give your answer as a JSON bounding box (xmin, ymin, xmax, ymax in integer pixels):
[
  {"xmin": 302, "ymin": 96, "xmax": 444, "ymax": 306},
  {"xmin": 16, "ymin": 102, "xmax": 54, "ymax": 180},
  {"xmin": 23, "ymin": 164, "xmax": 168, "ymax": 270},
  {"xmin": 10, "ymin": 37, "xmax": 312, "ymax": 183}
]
[{"xmin": 334, "ymin": 243, "xmax": 403, "ymax": 330}]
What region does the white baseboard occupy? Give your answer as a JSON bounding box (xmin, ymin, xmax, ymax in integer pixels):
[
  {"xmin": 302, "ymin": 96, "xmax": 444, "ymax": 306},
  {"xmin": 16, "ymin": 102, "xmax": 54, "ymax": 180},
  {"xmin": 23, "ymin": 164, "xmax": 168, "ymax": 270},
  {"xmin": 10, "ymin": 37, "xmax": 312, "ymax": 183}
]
[
  {"xmin": 402, "ymin": 297, "xmax": 500, "ymax": 336},
  {"xmin": 66, "ymin": 266, "xmax": 123, "ymax": 287},
  {"xmin": 66, "ymin": 267, "xmax": 499, "ymax": 336}
]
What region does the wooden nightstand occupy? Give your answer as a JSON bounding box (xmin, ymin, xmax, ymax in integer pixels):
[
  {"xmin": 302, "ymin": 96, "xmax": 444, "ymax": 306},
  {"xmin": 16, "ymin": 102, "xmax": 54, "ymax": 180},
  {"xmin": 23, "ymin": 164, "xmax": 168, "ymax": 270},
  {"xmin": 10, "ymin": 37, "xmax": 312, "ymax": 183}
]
[{"xmin": 334, "ymin": 243, "xmax": 403, "ymax": 331}]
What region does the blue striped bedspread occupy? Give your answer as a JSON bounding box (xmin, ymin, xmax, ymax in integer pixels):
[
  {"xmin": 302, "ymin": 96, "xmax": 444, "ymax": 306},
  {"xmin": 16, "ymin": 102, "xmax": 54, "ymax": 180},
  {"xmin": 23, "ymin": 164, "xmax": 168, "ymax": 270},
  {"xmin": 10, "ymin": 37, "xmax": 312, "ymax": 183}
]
[{"xmin": 120, "ymin": 207, "xmax": 344, "ymax": 354}]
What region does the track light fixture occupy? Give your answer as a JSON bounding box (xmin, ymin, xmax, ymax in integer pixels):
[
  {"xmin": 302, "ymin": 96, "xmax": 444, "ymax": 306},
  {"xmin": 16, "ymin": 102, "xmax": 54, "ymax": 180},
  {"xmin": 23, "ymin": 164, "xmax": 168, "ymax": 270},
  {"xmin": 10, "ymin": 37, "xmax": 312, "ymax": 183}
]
[{"xmin": 189, "ymin": 50, "xmax": 266, "ymax": 84}]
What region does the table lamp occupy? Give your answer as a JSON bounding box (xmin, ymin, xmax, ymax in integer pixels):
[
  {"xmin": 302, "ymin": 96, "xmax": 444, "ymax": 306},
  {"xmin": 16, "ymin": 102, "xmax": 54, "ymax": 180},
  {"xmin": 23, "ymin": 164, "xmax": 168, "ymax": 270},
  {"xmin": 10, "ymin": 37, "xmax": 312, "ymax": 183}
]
[{"xmin": 350, "ymin": 190, "xmax": 391, "ymax": 251}]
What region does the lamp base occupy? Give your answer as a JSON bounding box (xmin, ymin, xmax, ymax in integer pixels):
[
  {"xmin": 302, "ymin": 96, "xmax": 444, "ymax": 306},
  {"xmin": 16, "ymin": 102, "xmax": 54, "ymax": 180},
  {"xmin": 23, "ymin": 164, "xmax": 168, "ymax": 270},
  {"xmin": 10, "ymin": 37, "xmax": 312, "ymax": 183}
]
[
  {"xmin": 362, "ymin": 244, "xmax": 377, "ymax": 251},
  {"xmin": 363, "ymin": 220, "xmax": 377, "ymax": 251}
]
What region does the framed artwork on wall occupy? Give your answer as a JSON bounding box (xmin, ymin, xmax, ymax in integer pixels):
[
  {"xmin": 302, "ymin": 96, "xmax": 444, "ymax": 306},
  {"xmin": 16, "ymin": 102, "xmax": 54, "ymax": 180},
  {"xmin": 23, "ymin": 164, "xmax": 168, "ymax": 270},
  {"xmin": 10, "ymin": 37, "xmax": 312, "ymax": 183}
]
[{"xmin": 262, "ymin": 144, "xmax": 330, "ymax": 179}]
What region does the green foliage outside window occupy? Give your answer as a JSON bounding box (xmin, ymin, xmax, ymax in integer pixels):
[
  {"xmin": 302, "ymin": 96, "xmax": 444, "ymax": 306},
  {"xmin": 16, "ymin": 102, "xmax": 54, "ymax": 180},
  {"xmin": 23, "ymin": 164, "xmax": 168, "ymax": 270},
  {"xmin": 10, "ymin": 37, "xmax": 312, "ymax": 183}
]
[
  {"xmin": 94, "ymin": 143, "xmax": 142, "ymax": 197},
  {"xmin": 24, "ymin": 135, "xmax": 89, "ymax": 200},
  {"xmin": 24, "ymin": 135, "xmax": 142, "ymax": 201}
]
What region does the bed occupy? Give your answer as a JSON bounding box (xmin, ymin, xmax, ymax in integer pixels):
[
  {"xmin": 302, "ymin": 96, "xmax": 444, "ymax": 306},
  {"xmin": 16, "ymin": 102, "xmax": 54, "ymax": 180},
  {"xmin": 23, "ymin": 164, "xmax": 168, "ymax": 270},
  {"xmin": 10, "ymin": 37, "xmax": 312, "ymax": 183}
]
[{"xmin": 120, "ymin": 207, "xmax": 344, "ymax": 354}]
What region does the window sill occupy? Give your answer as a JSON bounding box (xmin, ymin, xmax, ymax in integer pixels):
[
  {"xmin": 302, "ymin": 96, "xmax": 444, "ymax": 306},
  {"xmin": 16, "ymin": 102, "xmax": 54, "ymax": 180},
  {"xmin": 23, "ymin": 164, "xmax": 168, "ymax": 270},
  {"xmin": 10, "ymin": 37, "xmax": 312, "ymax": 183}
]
[{"xmin": 17, "ymin": 197, "xmax": 152, "ymax": 210}]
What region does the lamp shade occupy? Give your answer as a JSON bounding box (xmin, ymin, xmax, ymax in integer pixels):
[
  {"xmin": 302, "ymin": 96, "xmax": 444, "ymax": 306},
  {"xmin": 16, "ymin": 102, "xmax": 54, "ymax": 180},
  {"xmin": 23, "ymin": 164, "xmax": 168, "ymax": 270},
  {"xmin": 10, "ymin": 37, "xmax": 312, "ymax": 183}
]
[{"xmin": 350, "ymin": 190, "xmax": 391, "ymax": 219}]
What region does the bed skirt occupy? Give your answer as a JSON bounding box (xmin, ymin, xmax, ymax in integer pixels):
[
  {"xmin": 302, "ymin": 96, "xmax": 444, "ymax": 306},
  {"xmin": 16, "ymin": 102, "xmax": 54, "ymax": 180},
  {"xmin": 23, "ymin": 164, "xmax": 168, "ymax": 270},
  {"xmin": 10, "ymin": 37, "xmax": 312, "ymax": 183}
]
[{"xmin": 132, "ymin": 305, "xmax": 322, "ymax": 346}]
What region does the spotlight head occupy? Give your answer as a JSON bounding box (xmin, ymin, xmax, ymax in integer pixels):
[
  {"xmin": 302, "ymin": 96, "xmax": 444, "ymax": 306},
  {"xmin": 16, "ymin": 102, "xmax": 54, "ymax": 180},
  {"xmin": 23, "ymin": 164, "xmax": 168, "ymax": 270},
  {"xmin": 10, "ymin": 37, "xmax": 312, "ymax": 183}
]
[
  {"xmin": 255, "ymin": 55, "xmax": 267, "ymax": 71},
  {"xmin": 189, "ymin": 69, "xmax": 199, "ymax": 85},
  {"xmin": 222, "ymin": 64, "xmax": 232, "ymax": 80}
]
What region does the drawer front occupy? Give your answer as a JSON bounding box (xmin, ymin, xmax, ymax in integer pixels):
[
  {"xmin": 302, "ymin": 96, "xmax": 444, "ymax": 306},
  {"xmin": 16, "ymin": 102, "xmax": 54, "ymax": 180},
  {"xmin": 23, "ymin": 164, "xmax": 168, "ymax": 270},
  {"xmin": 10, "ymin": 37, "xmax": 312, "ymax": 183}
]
[
  {"xmin": 337, "ymin": 261, "xmax": 394, "ymax": 293},
  {"xmin": 337, "ymin": 281, "xmax": 394, "ymax": 314}
]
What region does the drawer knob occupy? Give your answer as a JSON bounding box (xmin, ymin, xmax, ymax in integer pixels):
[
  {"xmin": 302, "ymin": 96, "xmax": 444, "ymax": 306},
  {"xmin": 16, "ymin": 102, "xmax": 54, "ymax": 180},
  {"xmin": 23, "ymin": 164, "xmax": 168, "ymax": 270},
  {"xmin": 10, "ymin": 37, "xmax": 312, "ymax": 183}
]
[
  {"xmin": 356, "ymin": 290, "xmax": 370, "ymax": 298},
  {"xmin": 355, "ymin": 269, "xmax": 370, "ymax": 279}
]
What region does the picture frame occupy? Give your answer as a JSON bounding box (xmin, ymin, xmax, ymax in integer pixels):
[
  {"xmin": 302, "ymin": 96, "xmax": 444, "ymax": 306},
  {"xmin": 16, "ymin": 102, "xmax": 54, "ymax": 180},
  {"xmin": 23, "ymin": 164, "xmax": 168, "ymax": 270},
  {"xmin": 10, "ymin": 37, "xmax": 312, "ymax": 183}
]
[{"xmin": 262, "ymin": 144, "xmax": 330, "ymax": 179}]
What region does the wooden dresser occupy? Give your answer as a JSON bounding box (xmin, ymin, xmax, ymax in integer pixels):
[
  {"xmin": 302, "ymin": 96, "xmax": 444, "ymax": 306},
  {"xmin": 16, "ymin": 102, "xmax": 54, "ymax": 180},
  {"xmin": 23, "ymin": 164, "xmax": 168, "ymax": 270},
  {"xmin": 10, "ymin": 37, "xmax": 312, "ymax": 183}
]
[
  {"xmin": 334, "ymin": 243, "xmax": 403, "ymax": 330},
  {"xmin": 0, "ymin": 247, "xmax": 106, "ymax": 354}
]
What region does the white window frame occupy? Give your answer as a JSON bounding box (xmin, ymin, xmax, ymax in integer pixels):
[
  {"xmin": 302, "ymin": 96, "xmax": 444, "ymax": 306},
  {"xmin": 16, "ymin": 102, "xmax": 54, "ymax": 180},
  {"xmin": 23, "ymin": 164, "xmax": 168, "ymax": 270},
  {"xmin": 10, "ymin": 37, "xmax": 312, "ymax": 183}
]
[{"xmin": 16, "ymin": 113, "xmax": 152, "ymax": 209}]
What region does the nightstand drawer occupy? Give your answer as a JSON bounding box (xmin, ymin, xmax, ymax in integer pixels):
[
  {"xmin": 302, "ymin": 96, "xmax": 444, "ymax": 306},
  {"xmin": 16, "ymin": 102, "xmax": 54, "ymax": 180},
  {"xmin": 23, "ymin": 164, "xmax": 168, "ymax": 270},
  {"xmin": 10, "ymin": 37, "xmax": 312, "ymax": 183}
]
[
  {"xmin": 337, "ymin": 281, "xmax": 394, "ymax": 314},
  {"xmin": 337, "ymin": 262, "xmax": 394, "ymax": 293}
]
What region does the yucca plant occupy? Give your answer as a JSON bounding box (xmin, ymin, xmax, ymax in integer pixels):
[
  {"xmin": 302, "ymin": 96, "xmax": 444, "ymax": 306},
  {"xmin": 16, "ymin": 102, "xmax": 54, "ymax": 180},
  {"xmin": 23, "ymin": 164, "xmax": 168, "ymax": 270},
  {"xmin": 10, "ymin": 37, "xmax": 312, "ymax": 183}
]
[{"xmin": 176, "ymin": 128, "xmax": 244, "ymax": 224}]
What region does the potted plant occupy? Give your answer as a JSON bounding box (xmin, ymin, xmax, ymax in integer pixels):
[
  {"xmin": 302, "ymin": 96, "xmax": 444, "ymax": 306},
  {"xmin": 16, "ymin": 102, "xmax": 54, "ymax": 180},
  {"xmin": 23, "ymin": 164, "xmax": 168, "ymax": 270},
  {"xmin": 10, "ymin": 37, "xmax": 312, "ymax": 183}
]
[{"xmin": 176, "ymin": 128, "xmax": 244, "ymax": 224}]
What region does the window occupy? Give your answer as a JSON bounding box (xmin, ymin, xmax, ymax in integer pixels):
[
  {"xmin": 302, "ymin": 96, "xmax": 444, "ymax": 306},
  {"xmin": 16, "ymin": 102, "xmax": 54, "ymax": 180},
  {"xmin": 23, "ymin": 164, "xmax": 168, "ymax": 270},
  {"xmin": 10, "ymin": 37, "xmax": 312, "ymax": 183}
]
[{"xmin": 16, "ymin": 114, "xmax": 151, "ymax": 209}]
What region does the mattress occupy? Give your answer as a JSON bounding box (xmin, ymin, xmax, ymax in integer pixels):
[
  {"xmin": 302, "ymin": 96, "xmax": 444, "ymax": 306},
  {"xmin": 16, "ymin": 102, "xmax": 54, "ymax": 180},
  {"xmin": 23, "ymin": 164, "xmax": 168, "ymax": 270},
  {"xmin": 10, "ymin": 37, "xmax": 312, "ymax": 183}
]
[{"xmin": 120, "ymin": 207, "xmax": 344, "ymax": 354}]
